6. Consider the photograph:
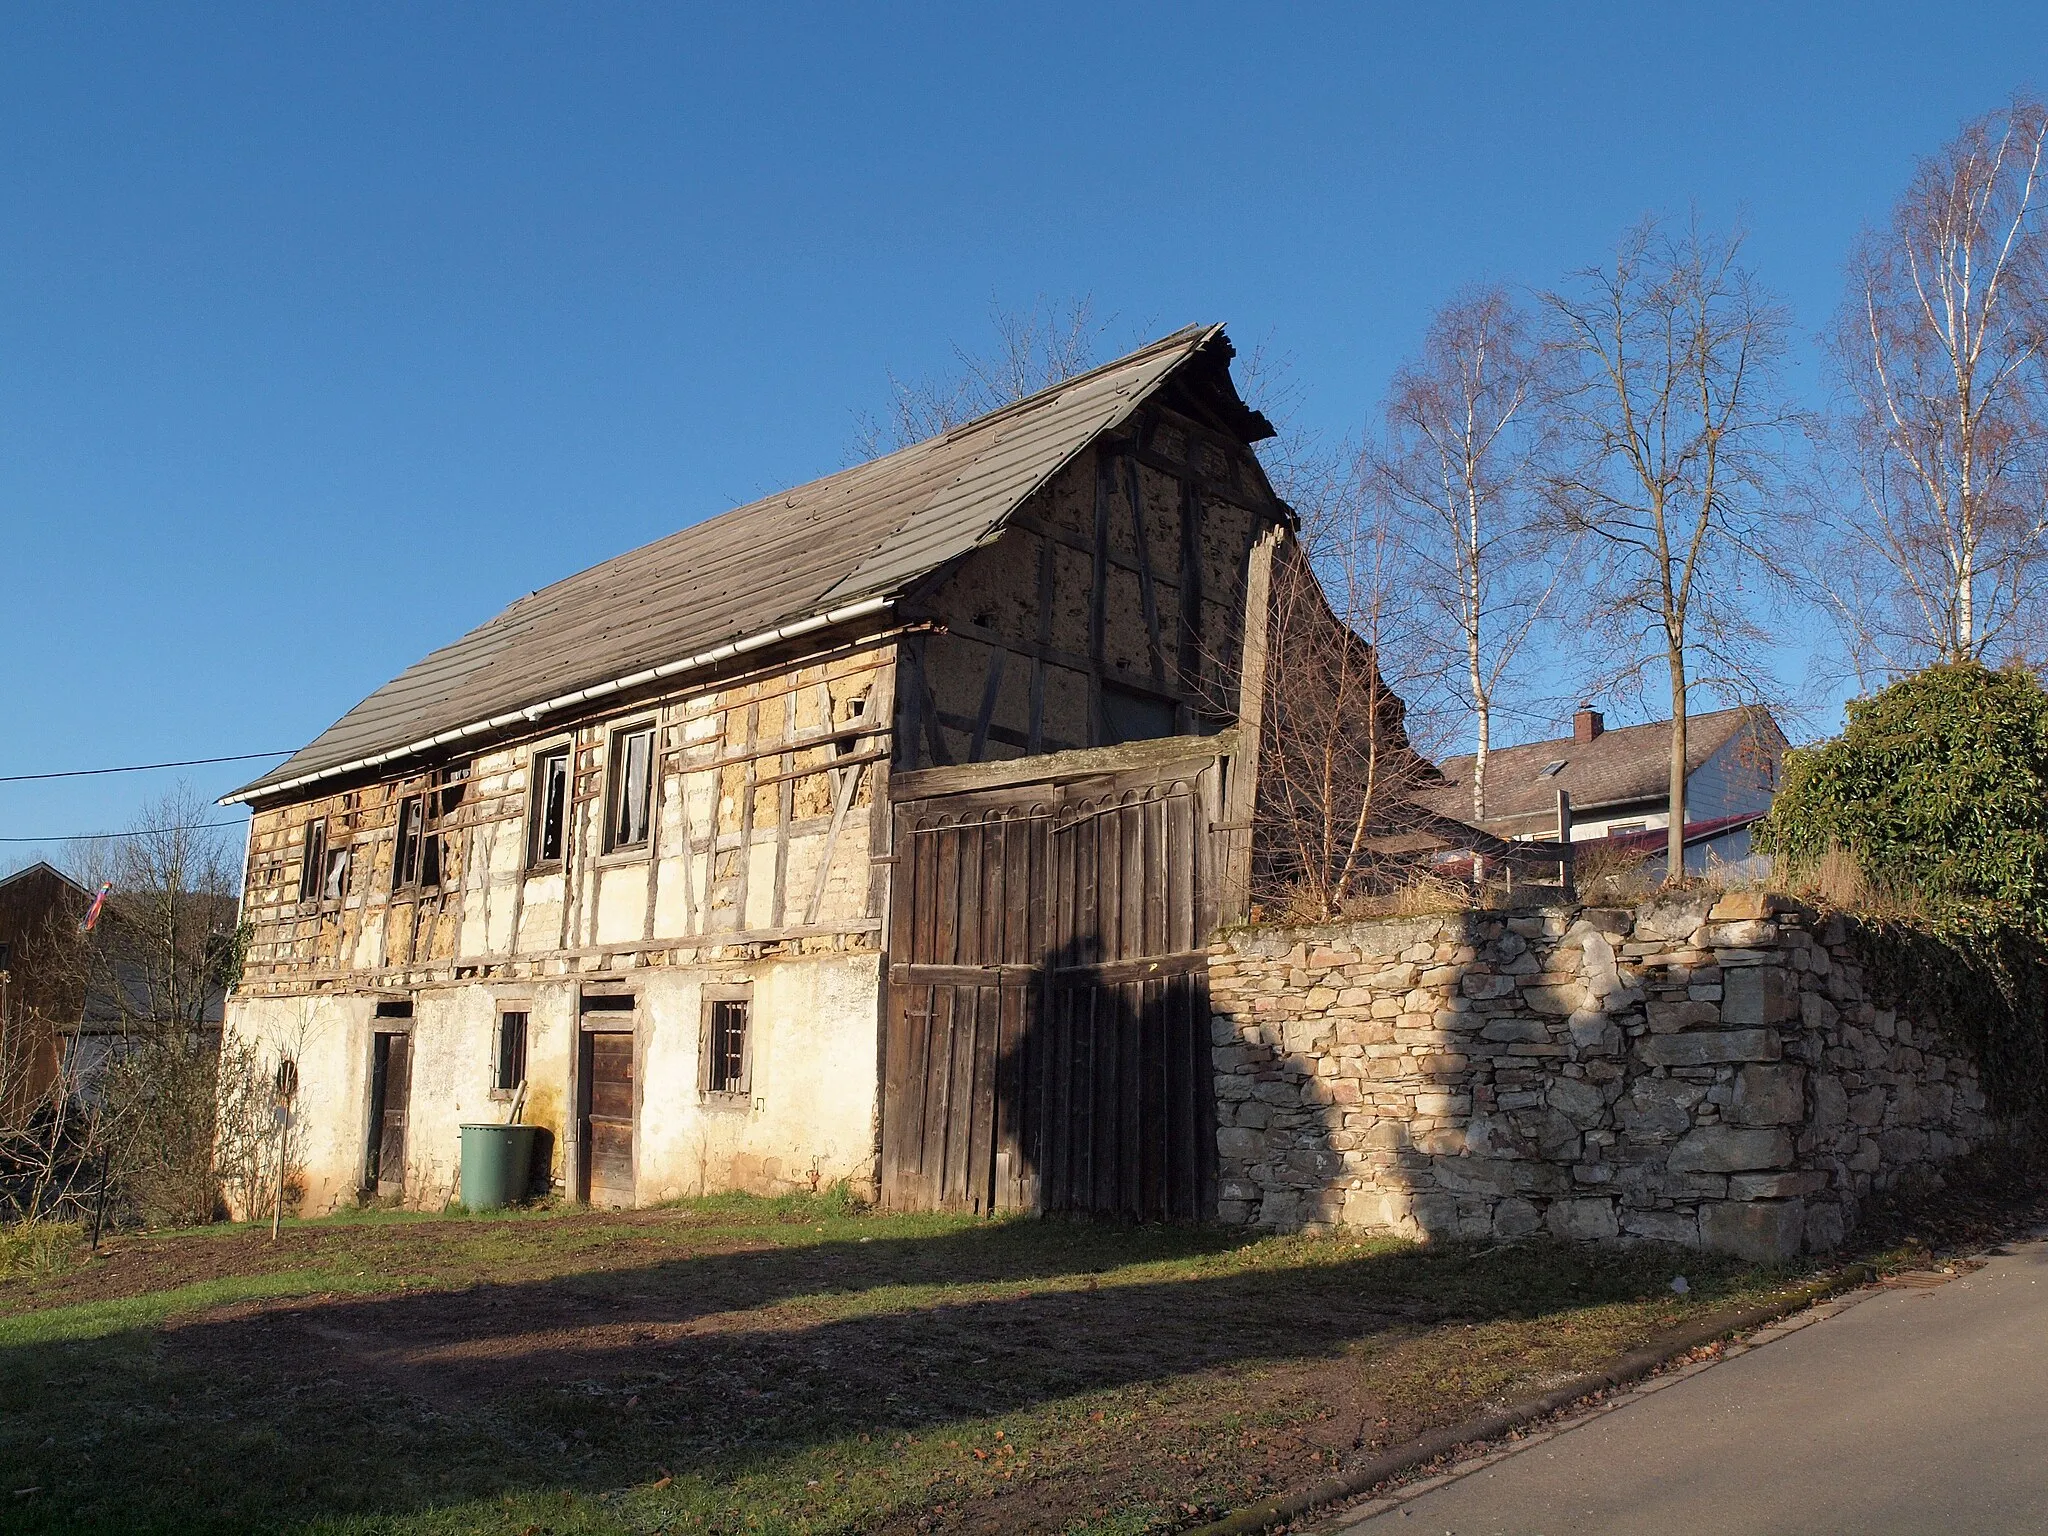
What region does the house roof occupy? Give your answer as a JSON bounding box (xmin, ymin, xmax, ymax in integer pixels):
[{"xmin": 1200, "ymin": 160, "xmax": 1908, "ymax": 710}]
[
  {"xmin": 0, "ymin": 861, "xmax": 92, "ymax": 900},
  {"xmin": 227, "ymin": 324, "xmax": 1269, "ymax": 806},
  {"xmin": 1412, "ymin": 707, "xmax": 1782, "ymax": 829}
]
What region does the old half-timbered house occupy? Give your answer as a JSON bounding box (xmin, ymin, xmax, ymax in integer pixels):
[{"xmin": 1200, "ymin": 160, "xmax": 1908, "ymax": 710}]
[{"xmin": 221, "ymin": 324, "xmax": 1322, "ymax": 1219}]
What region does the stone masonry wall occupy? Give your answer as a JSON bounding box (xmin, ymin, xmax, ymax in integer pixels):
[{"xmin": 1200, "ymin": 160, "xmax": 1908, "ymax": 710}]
[{"xmin": 1208, "ymin": 891, "xmax": 2002, "ymax": 1261}]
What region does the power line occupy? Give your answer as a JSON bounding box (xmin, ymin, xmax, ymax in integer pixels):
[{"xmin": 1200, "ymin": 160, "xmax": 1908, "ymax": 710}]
[
  {"xmin": 0, "ymin": 750, "xmax": 294, "ymax": 785},
  {"xmin": 0, "ymin": 818, "xmax": 247, "ymax": 845}
]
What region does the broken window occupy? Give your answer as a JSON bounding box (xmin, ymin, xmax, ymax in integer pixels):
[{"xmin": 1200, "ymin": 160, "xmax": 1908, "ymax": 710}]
[
  {"xmin": 606, "ymin": 725, "xmax": 656, "ymax": 851},
  {"xmin": 495, "ymin": 1010, "xmax": 528, "ymax": 1092},
  {"xmin": 528, "ymin": 747, "xmax": 571, "ymax": 867},
  {"xmin": 701, "ymin": 991, "xmax": 750, "ymax": 1096},
  {"xmin": 321, "ymin": 846, "xmax": 352, "ymax": 903},
  {"xmin": 298, "ymin": 821, "xmax": 327, "ymax": 902}
]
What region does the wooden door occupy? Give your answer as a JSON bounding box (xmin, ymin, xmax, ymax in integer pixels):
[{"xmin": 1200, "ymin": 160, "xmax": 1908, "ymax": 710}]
[
  {"xmin": 368, "ymin": 1031, "xmax": 411, "ymax": 1197},
  {"xmin": 580, "ymin": 1030, "xmax": 636, "ymax": 1207},
  {"xmin": 882, "ymin": 754, "xmax": 1219, "ymax": 1219}
]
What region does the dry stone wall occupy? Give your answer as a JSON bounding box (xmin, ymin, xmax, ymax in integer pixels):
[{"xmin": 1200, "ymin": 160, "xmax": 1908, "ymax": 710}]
[{"xmin": 1207, "ymin": 892, "xmax": 2000, "ymax": 1261}]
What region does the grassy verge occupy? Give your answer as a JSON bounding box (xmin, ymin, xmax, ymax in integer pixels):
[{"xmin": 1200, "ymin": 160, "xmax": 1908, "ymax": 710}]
[{"xmin": 0, "ymin": 1197, "xmax": 1800, "ymax": 1535}]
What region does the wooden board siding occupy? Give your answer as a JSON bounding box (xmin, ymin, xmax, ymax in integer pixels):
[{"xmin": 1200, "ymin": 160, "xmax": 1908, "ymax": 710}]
[
  {"xmin": 881, "ymin": 748, "xmax": 1221, "ymax": 1218},
  {"xmin": 581, "ymin": 1029, "xmax": 635, "ymax": 1208}
]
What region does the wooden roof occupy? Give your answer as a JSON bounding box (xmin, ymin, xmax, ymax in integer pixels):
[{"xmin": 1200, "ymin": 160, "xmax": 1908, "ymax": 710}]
[{"xmin": 228, "ymin": 325, "xmax": 1269, "ymax": 805}]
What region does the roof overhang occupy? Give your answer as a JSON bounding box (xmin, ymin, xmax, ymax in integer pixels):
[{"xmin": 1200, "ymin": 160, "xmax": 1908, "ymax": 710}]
[{"xmin": 220, "ymin": 593, "xmax": 895, "ymax": 807}]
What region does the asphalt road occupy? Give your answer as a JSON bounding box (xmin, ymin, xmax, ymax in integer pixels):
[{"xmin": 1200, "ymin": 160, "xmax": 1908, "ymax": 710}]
[{"xmin": 1338, "ymin": 1232, "xmax": 2048, "ymax": 1536}]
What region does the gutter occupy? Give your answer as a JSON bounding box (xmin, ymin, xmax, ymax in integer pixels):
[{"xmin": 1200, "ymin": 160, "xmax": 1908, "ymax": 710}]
[{"xmin": 219, "ymin": 593, "xmax": 896, "ymax": 806}]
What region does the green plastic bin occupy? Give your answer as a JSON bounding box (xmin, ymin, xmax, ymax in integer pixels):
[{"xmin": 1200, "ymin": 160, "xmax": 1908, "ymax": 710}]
[{"xmin": 459, "ymin": 1122, "xmax": 541, "ymax": 1210}]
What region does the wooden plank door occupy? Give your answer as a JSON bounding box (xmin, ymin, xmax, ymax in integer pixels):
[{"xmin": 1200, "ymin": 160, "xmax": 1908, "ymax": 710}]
[
  {"xmin": 1032, "ymin": 772, "xmax": 1216, "ymax": 1220},
  {"xmin": 580, "ymin": 1030, "xmax": 636, "ymax": 1207},
  {"xmin": 882, "ymin": 791, "xmax": 1050, "ymax": 1215},
  {"xmin": 368, "ymin": 1031, "xmax": 411, "ymax": 1198},
  {"xmin": 882, "ymin": 754, "xmax": 1219, "ymax": 1220}
]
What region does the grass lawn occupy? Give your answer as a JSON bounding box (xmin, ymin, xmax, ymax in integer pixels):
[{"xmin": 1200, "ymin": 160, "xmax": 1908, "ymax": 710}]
[{"xmin": 0, "ymin": 1194, "xmax": 1802, "ymax": 1535}]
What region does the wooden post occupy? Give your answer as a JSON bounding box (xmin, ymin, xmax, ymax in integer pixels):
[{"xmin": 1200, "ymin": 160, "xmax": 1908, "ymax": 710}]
[
  {"xmin": 1555, "ymin": 788, "xmax": 1575, "ymax": 900},
  {"xmin": 1220, "ymin": 525, "xmax": 1283, "ymax": 921}
]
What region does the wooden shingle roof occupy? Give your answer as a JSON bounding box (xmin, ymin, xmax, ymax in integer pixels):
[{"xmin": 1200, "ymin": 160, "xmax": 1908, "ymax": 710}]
[{"xmin": 228, "ymin": 324, "xmax": 1266, "ymax": 805}]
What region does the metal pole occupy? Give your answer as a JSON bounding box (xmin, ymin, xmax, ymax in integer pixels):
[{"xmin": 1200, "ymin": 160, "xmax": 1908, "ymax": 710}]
[
  {"xmin": 270, "ymin": 1110, "xmax": 285, "ymax": 1241},
  {"xmin": 90, "ymin": 1143, "xmax": 111, "ymax": 1250}
]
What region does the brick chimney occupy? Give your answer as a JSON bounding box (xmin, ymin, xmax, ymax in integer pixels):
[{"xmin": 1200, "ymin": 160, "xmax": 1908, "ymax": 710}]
[{"xmin": 1573, "ymin": 706, "xmax": 1604, "ymax": 743}]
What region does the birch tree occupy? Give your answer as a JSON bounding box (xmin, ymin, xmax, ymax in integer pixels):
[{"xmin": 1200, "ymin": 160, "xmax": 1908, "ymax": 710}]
[
  {"xmin": 1377, "ymin": 286, "xmax": 1563, "ymax": 821},
  {"xmin": 1822, "ymin": 96, "xmax": 2048, "ymax": 674},
  {"xmin": 1543, "ymin": 220, "xmax": 1796, "ymax": 883}
]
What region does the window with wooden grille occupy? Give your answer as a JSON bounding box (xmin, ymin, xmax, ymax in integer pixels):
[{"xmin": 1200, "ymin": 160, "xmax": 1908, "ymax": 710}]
[
  {"xmin": 700, "ymin": 990, "xmax": 751, "ymax": 1097},
  {"xmin": 495, "ymin": 1010, "xmax": 528, "ymax": 1092},
  {"xmin": 606, "ymin": 725, "xmax": 656, "ymax": 851},
  {"xmin": 528, "ymin": 747, "xmax": 571, "ymax": 867}
]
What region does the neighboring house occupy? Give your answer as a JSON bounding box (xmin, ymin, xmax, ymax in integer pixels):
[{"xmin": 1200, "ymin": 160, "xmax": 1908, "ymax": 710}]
[
  {"xmin": 0, "ymin": 863, "xmax": 230, "ymax": 1116},
  {"xmin": 0, "ymin": 863, "xmax": 89, "ymax": 1117},
  {"xmin": 1415, "ymin": 706, "xmax": 1788, "ymax": 877},
  {"xmin": 222, "ymin": 324, "xmax": 1388, "ymax": 1219}
]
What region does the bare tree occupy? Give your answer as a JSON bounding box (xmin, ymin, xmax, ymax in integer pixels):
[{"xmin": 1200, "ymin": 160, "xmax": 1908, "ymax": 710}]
[
  {"xmin": 1376, "ymin": 285, "xmax": 1566, "ymax": 821},
  {"xmin": 1821, "ymin": 96, "xmax": 2048, "ymax": 674},
  {"xmin": 49, "ymin": 787, "xmax": 246, "ymax": 1225},
  {"xmin": 1542, "ymin": 219, "xmax": 1798, "ymax": 883},
  {"xmin": 852, "ymin": 296, "xmax": 1107, "ymax": 455},
  {"xmin": 1252, "ymin": 479, "xmax": 1440, "ymax": 919}
]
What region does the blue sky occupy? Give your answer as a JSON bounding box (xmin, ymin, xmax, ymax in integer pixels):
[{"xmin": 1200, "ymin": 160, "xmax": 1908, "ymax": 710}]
[{"xmin": 3, "ymin": 3, "xmax": 2044, "ymax": 868}]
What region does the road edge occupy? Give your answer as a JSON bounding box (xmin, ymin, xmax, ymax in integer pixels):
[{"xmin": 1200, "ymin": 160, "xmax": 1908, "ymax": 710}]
[{"xmin": 1181, "ymin": 1262, "xmax": 1877, "ymax": 1536}]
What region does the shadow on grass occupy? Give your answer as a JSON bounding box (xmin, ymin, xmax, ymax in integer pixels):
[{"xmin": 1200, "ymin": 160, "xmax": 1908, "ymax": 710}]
[{"xmin": 0, "ymin": 1216, "xmax": 1749, "ymax": 1534}]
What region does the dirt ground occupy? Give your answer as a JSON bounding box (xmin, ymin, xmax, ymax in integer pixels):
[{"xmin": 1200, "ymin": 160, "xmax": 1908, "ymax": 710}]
[{"xmin": 0, "ymin": 1204, "xmax": 1817, "ymax": 1534}]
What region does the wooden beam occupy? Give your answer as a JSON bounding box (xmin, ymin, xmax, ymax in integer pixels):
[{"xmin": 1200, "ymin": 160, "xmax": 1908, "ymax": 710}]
[
  {"xmin": 1220, "ymin": 526, "xmax": 1282, "ymax": 920},
  {"xmin": 1124, "ymin": 455, "xmax": 1168, "ymax": 687},
  {"xmin": 969, "ymin": 644, "xmax": 1006, "ymax": 761},
  {"xmin": 804, "ymin": 759, "xmax": 868, "ymax": 926},
  {"xmin": 891, "ymin": 729, "xmax": 1237, "ymax": 803},
  {"xmin": 1028, "ymin": 536, "xmax": 1053, "ymax": 754}
]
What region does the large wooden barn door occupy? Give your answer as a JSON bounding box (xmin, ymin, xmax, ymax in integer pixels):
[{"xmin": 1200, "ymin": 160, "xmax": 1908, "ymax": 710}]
[{"xmin": 882, "ymin": 754, "xmax": 1220, "ymax": 1219}]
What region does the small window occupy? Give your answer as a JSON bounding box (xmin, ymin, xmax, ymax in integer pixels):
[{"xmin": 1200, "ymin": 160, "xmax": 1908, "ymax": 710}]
[
  {"xmin": 373, "ymin": 998, "xmax": 413, "ymax": 1019},
  {"xmin": 495, "ymin": 1010, "xmax": 529, "ymax": 1091},
  {"xmin": 1102, "ymin": 682, "xmax": 1178, "ymax": 745},
  {"xmin": 528, "ymin": 747, "xmax": 571, "ymax": 867},
  {"xmin": 1537, "ymin": 759, "xmax": 1568, "ymax": 779},
  {"xmin": 701, "ymin": 992, "xmax": 750, "ymax": 1096},
  {"xmin": 581, "ymin": 990, "xmax": 636, "ymax": 1014},
  {"xmin": 606, "ymin": 725, "xmax": 656, "ymax": 851},
  {"xmin": 393, "ymin": 794, "xmax": 427, "ymax": 890},
  {"xmin": 1608, "ymin": 821, "xmax": 1647, "ymax": 837},
  {"xmin": 298, "ymin": 821, "xmax": 328, "ymax": 901}
]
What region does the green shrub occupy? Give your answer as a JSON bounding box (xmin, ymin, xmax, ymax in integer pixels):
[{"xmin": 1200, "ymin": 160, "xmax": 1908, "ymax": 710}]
[
  {"xmin": 1758, "ymin": 663, "xmax": 2048, "ymax": 1116},
  {"xmin": 1756, "ymin": 663, "xmax": 2048, "ymax": 928}
]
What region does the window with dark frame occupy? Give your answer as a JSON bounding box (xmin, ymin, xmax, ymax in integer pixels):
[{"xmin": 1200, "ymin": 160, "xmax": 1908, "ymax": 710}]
[
  {"xmin": 607, "ymin": 725, "xmax": 656, "ymax": 851},
  {"xmin": 393, "ymin": 794, "xmax": 428, "ymax": 891},
  {"xmin": 528, "ymin": 747, "xmax": 571, "ymax": 867},
  {"xmin": 298, "ymin": 821, "xmax": 327, "ymax": 901},
  {"xmin": 495, "ymin": 1010, "xmax": 529, "ymax": 1092},
  {"xmin": 703, "ymin": 996, "xmax": 749, "ymax": 1096}
]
